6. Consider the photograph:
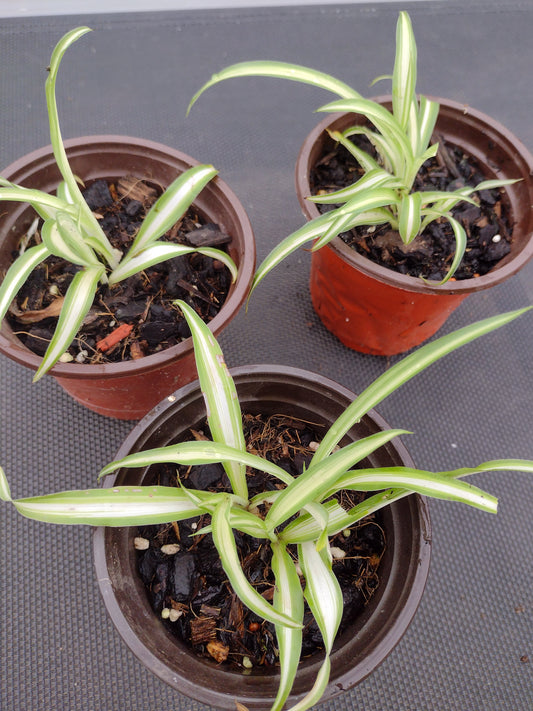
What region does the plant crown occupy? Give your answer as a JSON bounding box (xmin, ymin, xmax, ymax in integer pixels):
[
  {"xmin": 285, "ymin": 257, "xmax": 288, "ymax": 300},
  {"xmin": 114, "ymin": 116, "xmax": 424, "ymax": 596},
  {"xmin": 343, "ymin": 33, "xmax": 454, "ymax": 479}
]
[
  {"xmin": 1, "ymin": 302, "xmax": 532, "ymax": 711},
  {"xmin": 0, "ymin": 27, "xmax": 237, "ymax": 381}
]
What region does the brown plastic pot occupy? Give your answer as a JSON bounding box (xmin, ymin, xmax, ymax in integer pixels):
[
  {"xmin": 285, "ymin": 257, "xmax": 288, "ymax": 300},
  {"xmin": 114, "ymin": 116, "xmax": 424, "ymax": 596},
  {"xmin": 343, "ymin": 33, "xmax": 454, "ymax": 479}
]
[
  {"xmin": 296, "ymin": 97, "xmax": 533, "ymax": 355},
  {"xmin": 0, "ymin": 136, "xmax": 255, "ymax": 419},
  {"xmin": 93, "ymin": 365, "xmax": 431, "ymax": 710}
]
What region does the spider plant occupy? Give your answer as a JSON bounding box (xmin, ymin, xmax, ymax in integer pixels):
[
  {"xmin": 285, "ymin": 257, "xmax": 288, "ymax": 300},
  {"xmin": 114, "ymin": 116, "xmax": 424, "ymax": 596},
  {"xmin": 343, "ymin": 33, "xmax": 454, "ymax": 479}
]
[
  {"xmin": 1, "ymin": 303, "xmax": 532, "ymax": 711},
  {"xmin": 0, "ymin": 27, "xmax": 237, "ymax": 381},
  {"xmin": 188, "ymin": 11, "xmax": 516, "ymax": 290}
]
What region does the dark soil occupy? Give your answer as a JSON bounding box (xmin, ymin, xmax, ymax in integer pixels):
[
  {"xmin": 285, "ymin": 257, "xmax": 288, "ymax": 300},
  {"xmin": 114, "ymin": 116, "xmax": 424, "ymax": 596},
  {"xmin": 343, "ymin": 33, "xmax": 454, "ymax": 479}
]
[
  {"xmin": 135, "ymin": 413, "xmax": 386, "ymax": 672},
  {"xmin": 310, "ymin": 134, "xmax": 512, "ymax": 282},
  {"xmin": 6, "ymin": 176, "xmax": 233, "ymax": 363}
]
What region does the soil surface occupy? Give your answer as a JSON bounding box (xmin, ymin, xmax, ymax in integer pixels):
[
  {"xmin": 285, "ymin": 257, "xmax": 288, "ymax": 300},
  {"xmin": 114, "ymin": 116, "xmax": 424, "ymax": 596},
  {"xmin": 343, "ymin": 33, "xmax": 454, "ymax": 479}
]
[
  {"xmin": 135, "ymin": 413, "xmax": 386, "ymax": 672},
  {"xmin": 310, "ymin": 134, "xmax": 512, "ymax": 282},
  {"xmin": 6, "ymin": 176, "xmax": 233, "ymax": 364}
]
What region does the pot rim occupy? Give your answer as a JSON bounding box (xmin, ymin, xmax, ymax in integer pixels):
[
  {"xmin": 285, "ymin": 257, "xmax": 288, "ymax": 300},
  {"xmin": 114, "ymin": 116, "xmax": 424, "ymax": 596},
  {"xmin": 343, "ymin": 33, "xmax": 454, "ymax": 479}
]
[
  {"xmin": 93, "ymin": 364, "xmax": 432, "ymax": 709},
  {"xmin": 0, "ymin": 135, "xmax": 256, "ymax": 379},
  {"xmin": 295, "ymin": 96, "xmax": 533, "ymax": 295}
]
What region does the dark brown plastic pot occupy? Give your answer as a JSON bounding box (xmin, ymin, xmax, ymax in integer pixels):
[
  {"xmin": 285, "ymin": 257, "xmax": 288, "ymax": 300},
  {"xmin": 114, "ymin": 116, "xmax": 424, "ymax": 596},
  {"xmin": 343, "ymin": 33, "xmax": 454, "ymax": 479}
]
[
  {"xmin": 93, "ymin": 365, "xmax": 431, "ymax": 710},
  {"xmin": 0, "ymin": 136, "xmax": 255, "ymax": 419},
  {"xmin": 296, "ymin": 98, "xmax": 533, "ymax": 355}
]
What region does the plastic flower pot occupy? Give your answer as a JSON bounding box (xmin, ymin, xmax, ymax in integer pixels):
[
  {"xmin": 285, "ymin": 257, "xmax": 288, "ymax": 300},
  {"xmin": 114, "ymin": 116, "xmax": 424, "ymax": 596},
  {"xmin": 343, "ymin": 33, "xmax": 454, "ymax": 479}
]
[
  {"xmin": 0, "ymin": 136, "xmax": 255, "ymax": 418},
  {"xmin": 295, "ymin": 98, "xmax": 533, "ymax": 355},
  {"xmin": 93, "ymin": 365, "xmax": 431, "ymax": 710}
]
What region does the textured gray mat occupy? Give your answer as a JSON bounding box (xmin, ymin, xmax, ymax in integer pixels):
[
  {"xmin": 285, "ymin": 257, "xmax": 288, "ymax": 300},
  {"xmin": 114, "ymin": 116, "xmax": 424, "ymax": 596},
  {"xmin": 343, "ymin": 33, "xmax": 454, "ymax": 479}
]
[{"xmin": 1, "ymin": 2, "xmax": 532, "ymax": 710}]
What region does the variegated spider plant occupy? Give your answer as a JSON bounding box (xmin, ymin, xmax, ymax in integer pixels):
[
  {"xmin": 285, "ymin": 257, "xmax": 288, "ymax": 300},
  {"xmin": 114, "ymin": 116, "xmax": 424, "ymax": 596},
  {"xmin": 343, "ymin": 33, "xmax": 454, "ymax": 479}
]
[
  {"xmin": 0, "ymin": 27, "xmax": 237, "ymax": 380},
  {"xmin": 2, "ymin": 303, "xmax": 532, "ymax": 710},
  {"xmin": 188, "ymin": 11, "xmax": 516, "ymax": 292}
]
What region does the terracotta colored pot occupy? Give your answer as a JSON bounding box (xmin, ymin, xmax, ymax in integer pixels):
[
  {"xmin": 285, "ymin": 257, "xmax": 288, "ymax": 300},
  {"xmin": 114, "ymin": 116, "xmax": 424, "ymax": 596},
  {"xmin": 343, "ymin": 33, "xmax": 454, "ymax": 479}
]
[
  {"xmin": 93, "ymin": 365, "xmax": 431, "ymax": 710},
  {"xmin": 0, "ymin": 136, "xmax": 255, "ymax": 418},
  {"xmin": 296, "ymin": 98, "xmax": 533, "ymax": 355}
]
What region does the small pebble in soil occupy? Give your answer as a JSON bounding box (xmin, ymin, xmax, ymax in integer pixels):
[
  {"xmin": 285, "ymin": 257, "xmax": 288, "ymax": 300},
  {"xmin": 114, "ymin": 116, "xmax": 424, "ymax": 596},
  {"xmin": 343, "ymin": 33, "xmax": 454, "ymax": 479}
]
[
  {"xmin": 161, "ymin": 543, "xmax": 181, "ymax": 555},
  {"xmin": 330, "ymin": 546, "xmax": 346, "ymax": 559},
  {"xmin": 134, "ymin": 536, "xmax": 150, "ymax": 551},
  {"xmin": 169, "ymin": 608, "xmax": 183, "ymax": 622}
]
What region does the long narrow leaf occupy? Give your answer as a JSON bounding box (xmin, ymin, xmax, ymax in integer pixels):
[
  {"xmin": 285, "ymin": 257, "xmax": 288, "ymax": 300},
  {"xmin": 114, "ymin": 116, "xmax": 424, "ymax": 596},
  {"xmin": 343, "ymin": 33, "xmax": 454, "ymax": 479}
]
[
  {"xmin": 285, "ymin": 541, "xmax": 342, "ymax": 711},
  {"xmin": 270, "ymin": 541, "xmax": 305, "ymax": 711},
  {"xmin": 188, "ymin": 60, "xmax": 361, "ymax": 115},
  {"xmin": 177, "ymin": 300, "xmax": 248, "ymax": 499},
  {"xmin": 398, "ymin": 192, "xmax": 422, "ymax": 244},
  {"xmin": 312, "ymin": 307, "xmax": 532, "ymax": 463},
  {"xmin": 265, "ymin": 429, "xmax": 408, "ymax": 531},
  {"xmin": 33, "ymin": 265, "xmax": 104, "ymax": 381},
  {"xmin": 327, "ymin": 129, "xmax": 380, "ymax": 172},
  {"xmin": 249, "ymin": 210, "xmax": 339, "ymax": 297},
  {"xmin": 99, "ymin": 440, "xmax": 294, "ymax": 488},
  {"xmin": 45, "ymin": 27, "xmax": 119, "ymax": 268},
  {"xmin": 312, "ymin": 188, "xmax": 399, "ymax": 250},
  {"xmin": 109, "ymin": 243, "xmax": 237, "ymax": 284},
  {"xmin": 41, "ymin": 214, "xmax": 99, "ymax": 267},
  {"xmin": 212, "ymin": 498, "xmax": 301, "ymax": 629},
  {"xmin": 416, "ymin": 95, "xmax": 440, "ymax": 153},
  {"xmin": 0, "ymin": 185, "xmax": 74, "ymax": 221},
  {"xmin": 421, "ymin": 212, "xmax": 466, "ymax": 283},
  {"xmin": 3, "ymin": 483, "xmax": 203, "ymax": 526},
  {"xmin": 127, "ymin": 165, "xmax": 218, "ymax": 257},
  {"xmin": 392, "ymin": 11, "xmax": 417, "ymax": 132},
  {"xmin": 0, "ymin": 243, "xmax": 50, "ymax": 322},
  {"xmin": 307, "ymin": 168, "xmax": 402, "ymax": 205},
  {"xmin": 317, "ymin": 98, "xmax": 414, "ymax": 175},
  {"xmin": 333, "ymin": 467, "xmax": 497, "ymax": 513}
]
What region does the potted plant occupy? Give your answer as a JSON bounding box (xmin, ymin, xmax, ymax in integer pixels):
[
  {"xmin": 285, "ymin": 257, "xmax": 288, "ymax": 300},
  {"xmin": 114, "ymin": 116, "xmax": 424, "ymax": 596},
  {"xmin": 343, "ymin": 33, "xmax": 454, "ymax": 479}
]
[
  {"xmin": 1, "ymin": 302, "xmax": 531, "ymax": 710},
  {"xmin": 188, "ymin": 11, "xmax": 533, "ymax": 355},
  {"xmin": 0, "ymin": 27, "xmax": 255, "ymax": 418}
]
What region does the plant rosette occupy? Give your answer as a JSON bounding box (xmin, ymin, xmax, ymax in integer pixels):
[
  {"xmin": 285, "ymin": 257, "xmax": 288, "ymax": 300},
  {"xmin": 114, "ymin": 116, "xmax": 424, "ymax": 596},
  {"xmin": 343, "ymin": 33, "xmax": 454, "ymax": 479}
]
[
  {"xmin": 92, "ymin": 364, "xmax": 431, "ymax": 710},
  {"xmin": 296, "ymin": 100, "xmax": 533, "ymax": 355},
  {"xmin": 2, "ymin": 303, "xmax": 532, "ymax": 711},
  {"xmin": 188, "ymin": 11, "xmax": 533, "ymax": 355},
  {"xmin": 0, "ymin": 136, "xmax": 255, "ymax": 418}
]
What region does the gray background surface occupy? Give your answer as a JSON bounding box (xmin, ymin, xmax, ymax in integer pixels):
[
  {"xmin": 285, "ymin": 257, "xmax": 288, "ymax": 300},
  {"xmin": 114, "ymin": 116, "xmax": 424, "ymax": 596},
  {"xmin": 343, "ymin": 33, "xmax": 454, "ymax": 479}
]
[{"xmin": 1, "ymin": 2, "xmax": 532, "ymax": 710}]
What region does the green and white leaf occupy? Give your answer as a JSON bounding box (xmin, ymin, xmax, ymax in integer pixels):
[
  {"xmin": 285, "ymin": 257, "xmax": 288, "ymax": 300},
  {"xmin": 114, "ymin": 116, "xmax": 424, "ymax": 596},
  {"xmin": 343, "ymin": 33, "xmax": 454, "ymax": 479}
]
[
  {"xmin": 33, "ymin": 264, "xmax": 104, "ymax": 381},
  {"xmin": 98, "ymin": 440, "xmax": 294, "ymax": 489},
  {"xmin": 327, "ymin": 129, "xmax": 380, "ymax": 173},
  {"xmin": 6, "ymin": 484, "xmax": 203, "ymax": 526},
  {"xmin": 415, "ymin": 95, "xmax": 440, "ymax": 154},
  {"xmin": 280, "ymin": 499, "xmax": 350, "ymax": 544},
  {"xmin": 45, "ymin": 26, "xmax": 119, "ymax": 268},
  {"xmin": 398, "ymin": 192, "xmax": 422, "ymax": 243},
  {"xmin": 312, "ymin": 188, "xmax": 398, "ymax": 250},
  {"xmin": 0, "ymin": 243, "xmax": 50, "ymax": 322},
  {"xmin": 307, "ymin": 168, "xmax": 402, "ymax": 205},
  {"xmin": 420, "ymin": 211, "xmax": 466, "ymax": 283},
  {"xmin": 177, "ymin": 300, "xmax": 248, "ymax": 499},
  {"xmin": 332, "ymin": 466, "xmax": 498, "ymax": 513},
  {"xmin": 188, "ymin": 60, "xmax": 361, "ymax": 115},
  {"xmin": 265, "ymin": 429, "xmax": 408, "ymax": 531},
  {"xmin": 286, "ymin": 541, "xmax": 342, "ymax": 711},
  {"xmin": 0, "ymin": 185, "xmax": 73, "ymax": 221},
  {"xmin": 270, "ymin": 541, "xmax": 305, "ymax": 711},
  {"xmin": 126, "ymin": 164, "xmax": 218, "ymax": 257},
  {"xmin": 109, "ymin": 243, "xmax": 237, "ymax": 284},
  {"xmin": 342, "ymin": 125, "xmax": 400, "ymax": 176},
  {"xmin": 311, "ymin": 307, "xmax": 532, "ymax": 463},
  {"xmin": 212, "ymin": 498, "xmax": 301, "ymax": 629},
  {"xmin": 41, "ymin": 213, "xmax": 100, "ymax": 267},
  {"xmin": 392, "ymin": 11, "xmax": 417, "ymax": 133},
  {"xmin": 317, "ymin": 97, "xmax": 413, "ymax": 177}
]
